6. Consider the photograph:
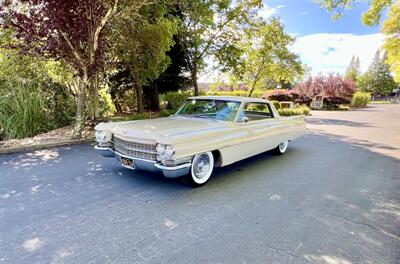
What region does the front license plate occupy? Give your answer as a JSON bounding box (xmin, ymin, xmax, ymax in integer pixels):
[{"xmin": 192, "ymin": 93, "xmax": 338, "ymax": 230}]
[{"xmin": 121, "ymin": 157, "xmax": 135, "ymax": 169}]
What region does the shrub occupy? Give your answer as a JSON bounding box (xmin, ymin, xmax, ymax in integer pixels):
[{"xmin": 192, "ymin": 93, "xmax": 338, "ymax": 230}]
[
  {"xmin": 351, "ymin": 92, "xmax": 371, "ymax": 107},
  {"xmin": 43, "ymin": 83, "xmax": 76, "ymax": 127},
  {"xmin": 278, "ymin": 105, "xmax": 310, "ymax": 116},
  {"xmin": 98, "ymin": 88, "xmax": 116, "ymax": 117},
  {"xmin": 264, "ymin": 89, "xmax": 299, "ymax": 102},
  {"xmin": 207, "ymin": 90, "xmax": 269, "ymax": 98},
  {"xmin": 158, "ymin": 109, "xmax": 175, "ymax": 117},
  {"xmin": 294, "ymin": 74, "xmax": 356, "ymax": 106},
  {"xmin": 0, "ymin": 83, "xmax": 53, "ymax": 139},
  {"xmin": 160, "ymin": 90, "xmax": 192, "ymax": 111},
  {"xmin": 271, "ymin": 100, "xmax": 281, "ymax": 110}
]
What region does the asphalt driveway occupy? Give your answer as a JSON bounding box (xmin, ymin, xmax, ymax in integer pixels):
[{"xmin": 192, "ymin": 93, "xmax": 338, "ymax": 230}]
[{"xmin": 0, "ymin": 104, "xmax": 399, "ymax": 264}]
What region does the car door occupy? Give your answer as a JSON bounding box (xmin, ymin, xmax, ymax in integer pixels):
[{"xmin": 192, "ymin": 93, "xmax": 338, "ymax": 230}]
[{"xmin": 238, "ymin": 102, "xmax": 283, "ymax": 158}]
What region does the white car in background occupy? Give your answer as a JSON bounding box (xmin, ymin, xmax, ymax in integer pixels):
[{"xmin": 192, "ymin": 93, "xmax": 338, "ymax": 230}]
[{"xmin": 95, "ymin": 96, "xmax": 305, "ymax": 186}]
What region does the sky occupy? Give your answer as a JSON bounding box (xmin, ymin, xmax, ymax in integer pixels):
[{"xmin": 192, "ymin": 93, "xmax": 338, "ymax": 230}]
[
  {"xmin": 261, "ymin": 0, "xmax": 385, "ymax": 75},
  {"xmin": 200, "ymin": 0, "xmax": 386, "ymax": 82}
]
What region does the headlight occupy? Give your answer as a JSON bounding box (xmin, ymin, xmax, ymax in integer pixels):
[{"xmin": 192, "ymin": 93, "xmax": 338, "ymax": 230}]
[
  {"xmin": 95, "ymin": 130, "xmax": 107, "ymax": 142},
  {"xmin": 156, "ymin": 144, "xmax": 175, "ymax": 158},
  {"xmin": 156, "ymin": 144, "xmax": 165, "ymax": 155},
  {"xmin": 164, "ymin": 145, "xmax": 175, "ymax": 157}
]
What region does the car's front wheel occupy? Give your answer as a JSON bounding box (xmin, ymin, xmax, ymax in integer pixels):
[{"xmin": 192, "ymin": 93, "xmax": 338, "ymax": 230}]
[{"xmin": 187, "ymin": 152, "xmax": 214, "ymax": 187}]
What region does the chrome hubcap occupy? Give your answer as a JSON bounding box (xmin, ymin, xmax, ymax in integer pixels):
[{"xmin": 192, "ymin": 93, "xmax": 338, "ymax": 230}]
[{"xmin": 193, "ymin": 154, "xmax": 211, "ymax": 179}]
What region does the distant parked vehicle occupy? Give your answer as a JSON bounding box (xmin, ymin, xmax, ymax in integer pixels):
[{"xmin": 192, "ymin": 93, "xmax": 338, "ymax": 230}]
[{"xmin": 94, "ymin": 96, "xmax": 306, "ymax": 186}]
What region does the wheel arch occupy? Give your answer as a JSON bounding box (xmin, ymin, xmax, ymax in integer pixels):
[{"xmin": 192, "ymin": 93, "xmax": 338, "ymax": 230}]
[{"xmin": 212, "ymin": 150, "xmax": 222, "ymax": 167}]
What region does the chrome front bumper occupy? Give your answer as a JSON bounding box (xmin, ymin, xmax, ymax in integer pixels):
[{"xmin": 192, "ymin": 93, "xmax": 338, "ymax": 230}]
[{"xmin": 95, "ymin": 146, "xmax": 191, "ymax": 178}]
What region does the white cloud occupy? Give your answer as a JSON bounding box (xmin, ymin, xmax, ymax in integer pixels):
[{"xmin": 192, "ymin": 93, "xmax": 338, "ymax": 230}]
[
  {"xmin": 300, "ymin": 11, "xmax": 308, "ymax": 15},
  {"xmin": 276, "ymin": 5, "xmax": 286, "ymax": 9},
  {"xmin": 291, "ymin": 33, "xmax": 385, "ymax": 75},
  {"xmin": 258, "ymin": 5, "xmax": 279, "ymax": 19}
]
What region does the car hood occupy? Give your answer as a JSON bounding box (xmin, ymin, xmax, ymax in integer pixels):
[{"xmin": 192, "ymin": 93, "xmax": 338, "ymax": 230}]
[{"xmin": 96, "ymin": 116, "xmax": 231, "ymax": 144}]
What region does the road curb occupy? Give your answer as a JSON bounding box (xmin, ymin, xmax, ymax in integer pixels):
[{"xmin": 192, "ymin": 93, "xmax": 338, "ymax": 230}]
[{"xmin": 0, "ymin": 138, "xmax": 95, "ymax": 155}]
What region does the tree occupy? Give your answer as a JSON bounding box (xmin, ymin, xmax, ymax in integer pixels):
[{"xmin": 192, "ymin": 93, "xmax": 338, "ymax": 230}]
[
  {"xmin": 1, "ymin": 0, "xmax": 149, "ymax": 138},
  {"xmin": 318, "ymin": 0, "xmax": 400, "ymax": 83},
  {"xmin": 368, "ymin": 50, "xmax": 381, "ymax": 74},
  {"xmin": 382, "ymin": 3, "xmax": 400, "ymax": 83},
  {"xmin": 345, "ymin": 55, "xmax": 360, "ymax": 82},
  {"xmin": 235, "ymin": 18, "xmax": 303, "ymax": 97},
  {"xmin": 144, "ymin": 34, "xmax": 192, "ymax": 112},
  {"xmin": 177, "ymin": 0, "xmax": 260, "ymax": 95},
  {"xmin": 109, "ymin": 4, "xmax": 177, "ymax": 113},
  {"xmin": 358, "ymin": 50, "xmax": 397, "ymax": 96}
]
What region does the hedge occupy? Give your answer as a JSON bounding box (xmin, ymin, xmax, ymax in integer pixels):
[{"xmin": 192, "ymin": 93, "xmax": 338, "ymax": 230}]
[
  {"xmin": 278, "ymin": 106, "xmax": 310, "ymax": 116},
  {"xmin": 351, "ymin": 92, "xmax": 371, "ymax": 107},
  {"xmin": 207, "ymin": 90, "xmax": 269, "ymax": 98},
  {"xmin": 160, "ymin": 90, "xmax": 271, "ymax": 111}
]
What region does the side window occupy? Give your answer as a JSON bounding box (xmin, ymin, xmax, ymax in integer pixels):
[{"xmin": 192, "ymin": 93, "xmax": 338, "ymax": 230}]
[{"xmin": 242, "ymin": 103, "xmax": 273, "ymax": 121}]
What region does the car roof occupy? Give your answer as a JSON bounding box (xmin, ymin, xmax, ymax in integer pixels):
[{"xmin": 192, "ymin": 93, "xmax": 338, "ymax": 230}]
[{"xmin": 187, "ymin": 95, "xmax": 270, "ymax": 104}]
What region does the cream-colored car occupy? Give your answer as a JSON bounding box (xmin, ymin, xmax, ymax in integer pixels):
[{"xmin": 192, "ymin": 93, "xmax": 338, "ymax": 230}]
[{"xmin": 95, "ymin": 96, "xmax": 305, "ymax": 186}]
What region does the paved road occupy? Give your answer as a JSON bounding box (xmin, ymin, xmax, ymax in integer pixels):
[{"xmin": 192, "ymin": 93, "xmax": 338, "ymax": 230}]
[{"xmin": 0, "ymin": 105, "xmax": 399, "ymax": 264}]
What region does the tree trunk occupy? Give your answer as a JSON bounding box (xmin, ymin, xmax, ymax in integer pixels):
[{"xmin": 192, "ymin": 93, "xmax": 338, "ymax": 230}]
[
  {"xmin": 247, "ymin": 81, "xmax": 256, "ymax": 97},
  {"xmin": 135, "ymin": 79, "xmax": 144, "ymax": 114},
  {"xmin": 88, "ymin": 73, "xmax": 100, "ymax": 121},
  {"xmin": 191, "ymin": 62, "xmax": 199, "ymax": 96},
  {"xmin": 72, "ymin": 72, "xmax": 88, "ymax": 139},
  {"xmin": 147, "ymin": 81, "xmax": 160, "ymax": 111},
  {"xmin": 109, "ymin": 90, "xmax": 123, "ymax": 114}
]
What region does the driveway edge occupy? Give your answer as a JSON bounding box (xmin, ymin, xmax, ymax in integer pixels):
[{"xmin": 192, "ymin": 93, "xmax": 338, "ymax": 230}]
[{"xmin": 0, "ymin": 138, "xmax": 95, "ymax": 155}]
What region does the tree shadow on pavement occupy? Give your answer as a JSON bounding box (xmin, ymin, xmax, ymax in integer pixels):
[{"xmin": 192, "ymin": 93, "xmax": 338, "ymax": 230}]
[
  {"xmin": 307, "ymin": 118, "xmax": 374, "ymax": 128},
  {"xmin": 0, "ymin": 135, "xmax": 399, "ymax": 264}
]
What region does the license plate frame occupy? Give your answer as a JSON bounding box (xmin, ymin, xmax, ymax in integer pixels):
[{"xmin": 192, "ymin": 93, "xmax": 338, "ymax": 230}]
[{"xmin": 121, "ymin": 157, "xmax": 135, "ymax": 169}]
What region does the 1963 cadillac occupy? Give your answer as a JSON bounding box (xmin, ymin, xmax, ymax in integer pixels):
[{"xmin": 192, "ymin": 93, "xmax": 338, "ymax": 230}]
[{"xmin": 95, "ymin": 96, "xmax": 305, "ymax": 186}]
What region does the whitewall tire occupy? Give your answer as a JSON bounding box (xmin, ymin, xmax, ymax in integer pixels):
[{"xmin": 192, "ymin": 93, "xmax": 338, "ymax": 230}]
[
  {"xmin": 274, "ymin": 141, "xmax": 289, "ymax": 155},
  {"xmin": 187, "ymin": 152, "xmax": 214, "ymax": 187}
]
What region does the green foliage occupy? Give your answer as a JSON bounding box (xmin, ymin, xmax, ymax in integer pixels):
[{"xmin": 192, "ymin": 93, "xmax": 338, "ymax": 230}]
[
  {"xmin": 235, "ymin": 18, "xmax": 303, "ymax": 96},
  {"xmin": 0, "ymin": 48, "xmax": 76, "ymax": 139},
  {"xmin": 278, "ymin": 106, "xmax": 310, "ymax": 116},
  {"xmin": 177, "ymin": 0, "xmax": 260, "ymax": 94},
  {"xmin": 41, "ymin": 82, "xmax": 76, "ymax": 127},
  {"xmin": 351, "ymin": 92, "xmax": 371, "ymax": 107},
  {"xmin": 345, "ymin": 55, "xmax": 360, "ymax": 82},
  {"xmin": 370, "ymin": 100, "xmax": 391, "ymax": 104},
  {"xmin": 271, "ymin": 101, "xmax": 281, "ymax": 110},
  {"xmin": 318, "ymin": 0, "xmax": 391, "ymax": 25},
  {"xmin": 109, "ymin": 6, "xmax": 178, "ymax": 113},
  {"xmin": 160, "ymin": 89, "xmax": 270, "ymax": 112},
  {"xmin": 98, "ymin": 88, "xmax": 116, "ymax": 117},
  {"xmin": 382, "ymin": 4, "xmax": 400, "ymax": 83},
  {"xmin": 0, "ymin": 83, "xmax": 53, "ymax": 139},
  {"xmin": 159, "ymin": 109, "xmax": 175, "ymax": 117},
  {"xmin": 207, "ymin": 90, "xmax": 268, "ymax": 98},
  {"xmin": 160, "ymin": 90, "xmax": 194, "ymax": 111},
  {"xmin": 357, "ymin": 50, "xmax": 397, "ymax": 96}
]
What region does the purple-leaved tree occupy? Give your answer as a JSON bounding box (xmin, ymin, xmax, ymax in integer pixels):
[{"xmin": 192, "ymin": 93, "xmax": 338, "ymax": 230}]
[{"xmin": 1, "ymin": 0, "xmax": 148, "ymax": 138}]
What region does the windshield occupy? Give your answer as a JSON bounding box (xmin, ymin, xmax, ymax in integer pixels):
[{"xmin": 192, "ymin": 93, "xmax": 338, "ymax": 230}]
[{"xmin": 175, "ymin": 99, "xmax": 241, "ymax": 121}]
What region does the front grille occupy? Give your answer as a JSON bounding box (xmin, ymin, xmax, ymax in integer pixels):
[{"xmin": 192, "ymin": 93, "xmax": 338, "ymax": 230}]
[{"xmin": 112, "ymin": 136, "xmax": 157, "ymax": 161}]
